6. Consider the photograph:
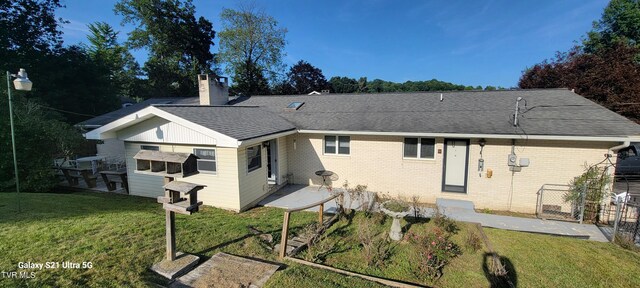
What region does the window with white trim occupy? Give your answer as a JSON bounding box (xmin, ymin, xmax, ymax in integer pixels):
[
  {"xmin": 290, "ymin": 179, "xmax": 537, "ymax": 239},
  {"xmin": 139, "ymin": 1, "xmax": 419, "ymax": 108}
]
[
  {"xmin": 194, "ymin": 148, "xmax": 217, "ymax": 173},
  {"xmin": 247, "ymin": 145, "xmax": 262, "ymax": 172},
  {"xmin": 324, "ymin": 135, "xmax": 350, "ymax": 155},
  {"xmin": 403, "ymin": 138, "xmax": 435, "ymax": 159}
]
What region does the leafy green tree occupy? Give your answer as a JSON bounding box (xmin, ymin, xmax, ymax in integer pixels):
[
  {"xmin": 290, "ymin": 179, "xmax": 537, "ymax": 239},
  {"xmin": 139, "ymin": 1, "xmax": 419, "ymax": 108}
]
[
  {"xmin": 286, "ymin": 60, "xmax": 328, "ymax": 94},
  {"xmin": 115, "ymin": 0, "xmax": 216, "ymax": 98},
  {"xmin": 85, "ymin": 22, "xmax": 141, "ymax": 99},
  {"xmin": 329, "ymin": 76, "xmax": 359, "ymax": 93},
  {"xmin": 0, "ymin": 93, "xmax": 86, "ymax": 191},
  {"xmin": 230, "ymin": 61, "xmax": 271, "ymax": 95},
  {"xmin": 218, "ymin": 3, "xmax": 287, "ymax": 95},
  {"xmin": 584, "ymin": 0, "xmax": 640, "ymax": 53}
]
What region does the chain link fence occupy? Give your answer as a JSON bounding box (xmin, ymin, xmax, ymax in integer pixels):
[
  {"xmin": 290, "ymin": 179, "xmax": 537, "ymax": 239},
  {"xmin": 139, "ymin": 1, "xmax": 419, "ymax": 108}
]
[{"xmin": 536, "ymin": 184, "xmax": 586, "ymax": 222}]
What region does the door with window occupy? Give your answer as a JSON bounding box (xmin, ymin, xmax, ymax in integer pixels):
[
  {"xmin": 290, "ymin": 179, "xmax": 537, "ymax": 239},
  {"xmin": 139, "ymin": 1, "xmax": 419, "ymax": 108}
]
[
  {"xmin": 442, "ymin": 139, "xmax": 469, "ymax": 193},
  {"xmin": 266, "ymin": 139, "xmax": 278, "ymax": 184}
]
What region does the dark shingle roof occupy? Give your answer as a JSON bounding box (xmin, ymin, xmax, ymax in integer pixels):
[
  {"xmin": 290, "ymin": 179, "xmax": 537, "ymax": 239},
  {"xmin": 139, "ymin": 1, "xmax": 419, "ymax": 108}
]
[
  {"xmin": 76, "ymin": 97, "xmax": 198, "ymax": 127},
  {"xmin": 154, "ymin": 105, "xmax": 296, "ymax": 140},
  {"xmin": 229, "ymin": 89, "xmax": 640, "ymax": 137}
]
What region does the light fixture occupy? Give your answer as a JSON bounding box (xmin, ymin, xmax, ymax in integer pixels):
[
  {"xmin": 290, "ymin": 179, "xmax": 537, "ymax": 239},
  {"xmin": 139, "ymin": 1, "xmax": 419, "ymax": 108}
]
[
  {"xmin": 12, "ymin": 68, "xmax": 32, "ymax": 91},
  {"xmin": 6, "ymin": 68, "xmax": 34, "ymax": 213},
  {"xmin": 479, "ymin": 138, "xmax": 486, "ymax": 147}
]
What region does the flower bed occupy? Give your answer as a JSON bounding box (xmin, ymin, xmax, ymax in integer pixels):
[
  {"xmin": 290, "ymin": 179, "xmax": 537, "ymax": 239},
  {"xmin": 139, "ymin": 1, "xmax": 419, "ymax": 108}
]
[{"xmin": 298, "ymin": 212, "xmax": 489, "ymax": 286}]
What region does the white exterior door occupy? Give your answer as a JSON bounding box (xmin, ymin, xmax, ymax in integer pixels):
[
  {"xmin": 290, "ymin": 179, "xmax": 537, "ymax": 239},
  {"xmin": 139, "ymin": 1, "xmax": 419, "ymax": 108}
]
[
  {"xmin": 267, "ymin": 139, "xmax": 278, "ymax": 183},
  {"xmin": 443, "ymin": 140, "xmax": 469, "ymax": 193}
]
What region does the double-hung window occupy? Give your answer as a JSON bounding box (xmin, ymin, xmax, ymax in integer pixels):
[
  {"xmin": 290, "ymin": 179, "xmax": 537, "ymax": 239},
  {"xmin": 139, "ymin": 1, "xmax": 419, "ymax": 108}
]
[
  {"xmin": 403, "ymin": 138, "xmax": 435, "ymax": 159},
  {"xmin": 194, "ymin": 148, "xmax": 217, "ymax": 173},
  {"xmin": 247, "ymin": 145, "xmax": 262, "ymax": 172},
  {"xmin": 324, "ymin": 135, "xmax": 350, "ymax": 155}
]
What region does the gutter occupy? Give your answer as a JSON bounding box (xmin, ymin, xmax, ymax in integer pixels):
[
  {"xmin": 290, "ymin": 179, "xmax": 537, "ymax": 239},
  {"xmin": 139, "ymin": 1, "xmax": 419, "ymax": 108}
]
[{"xmin": 297, "ymin": 129, "xmax": 636, "ymax": 143}]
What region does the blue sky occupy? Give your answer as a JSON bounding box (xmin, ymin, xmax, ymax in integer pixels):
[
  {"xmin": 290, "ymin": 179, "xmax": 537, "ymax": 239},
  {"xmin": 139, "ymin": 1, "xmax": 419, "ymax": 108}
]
[{"xmin": 56, "ymin": 0, "xmax": 608, "ymax": 88}]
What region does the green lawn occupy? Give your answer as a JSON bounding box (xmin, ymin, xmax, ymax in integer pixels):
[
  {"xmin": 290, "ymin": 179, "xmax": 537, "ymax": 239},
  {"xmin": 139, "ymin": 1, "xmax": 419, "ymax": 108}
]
[{"xmin": 0, "ymin": 192, "xmax": 638, "ymax": 287}]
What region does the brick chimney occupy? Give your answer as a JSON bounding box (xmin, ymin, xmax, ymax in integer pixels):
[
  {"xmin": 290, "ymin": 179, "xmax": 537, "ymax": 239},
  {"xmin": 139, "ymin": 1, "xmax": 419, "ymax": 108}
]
[{"xmin": 198, "ymin": 74, "xmax": 229, "ymax": 105}]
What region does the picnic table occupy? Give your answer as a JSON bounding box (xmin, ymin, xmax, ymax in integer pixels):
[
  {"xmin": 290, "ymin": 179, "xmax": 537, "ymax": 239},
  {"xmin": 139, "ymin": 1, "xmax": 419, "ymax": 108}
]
[
  {"xmin": 60, "ymin": 167, "xmax": 97, "ymax": 188},
  {"xmin": 99, "ymin": 170, "xmax": 128, "ymax": 194}
]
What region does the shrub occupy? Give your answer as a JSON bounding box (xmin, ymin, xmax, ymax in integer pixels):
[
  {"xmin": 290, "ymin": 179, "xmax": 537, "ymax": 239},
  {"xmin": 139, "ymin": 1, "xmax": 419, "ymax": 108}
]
[
  {"xmin": 406, "ymin": 227, "xmax": 461, "ymax": 280},
  {"xmin": 565, "ymin": 165, "xmax": 611, "ymax": 222},
  {"xmin": 465, "ymin": 231, "xmax": 483, "ymax": 252},
  {"xmin": 614, "ymin": 233, "xmax": 639, "ymax": 252},
  {"xmin": 357, "ymin": 217, "xmax": 394, "ymax": 267},
  {"xmin": 342, "ymin": 181, "xmax": 369, "ymax": 214},
  {"xmin": 304, "ymin": 236, "xmax": 338, "ymax": 263},
  {"xmin": 433, "ymin": 208, "xmax": 459, "ymax": 234}
]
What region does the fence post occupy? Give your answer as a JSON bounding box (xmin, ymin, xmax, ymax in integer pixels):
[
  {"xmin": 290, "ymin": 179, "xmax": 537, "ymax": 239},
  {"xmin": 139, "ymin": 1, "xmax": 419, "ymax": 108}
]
[
  {"xmin": 579, "ymin": 183, "xmax": 587, "ymax": 224},
  {"xmin": 279, "ymin": 211, "xmax": 290, "ymax": 258},
  {"xmin": 537, "ymin": 186, "xmax": 544, "ymax": 218},
  {"xmin": 612, "ymin": 200, "xmax": 622, "ymax": 242}
]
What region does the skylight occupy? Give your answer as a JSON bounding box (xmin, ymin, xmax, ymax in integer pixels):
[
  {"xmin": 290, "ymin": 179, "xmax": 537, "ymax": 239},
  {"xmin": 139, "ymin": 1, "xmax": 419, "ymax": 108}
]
[{"xmin": 286, "ymin": 102, "xmax": 304, "ymax": 110}]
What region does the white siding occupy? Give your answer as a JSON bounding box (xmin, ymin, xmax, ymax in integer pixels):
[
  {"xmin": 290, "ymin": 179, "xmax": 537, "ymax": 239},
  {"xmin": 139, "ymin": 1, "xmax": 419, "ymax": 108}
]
[
  {"xmin": 97, "ymin": 138, "xmax": 125, "ymax": 158},
  {"xmin": 238, "ymin": 144, "xmax": 269, "ymax": 211},
  {"xmin": 277, "ymin": 137, "xmax": 288, "ymax": 184},
  {"xmin": 118, "ymin": 117, "xmax": 217, "ymax": 145},
  {"xmin": 124, "ymin": 142, "xmax": 241, "ymax": 210}
]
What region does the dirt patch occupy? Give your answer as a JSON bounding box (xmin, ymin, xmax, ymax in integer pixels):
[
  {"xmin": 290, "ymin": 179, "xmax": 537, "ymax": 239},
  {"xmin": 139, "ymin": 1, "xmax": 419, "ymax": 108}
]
[{"xmin": 172, "ymin": 253, "xmax": 280, "ymax": 288}]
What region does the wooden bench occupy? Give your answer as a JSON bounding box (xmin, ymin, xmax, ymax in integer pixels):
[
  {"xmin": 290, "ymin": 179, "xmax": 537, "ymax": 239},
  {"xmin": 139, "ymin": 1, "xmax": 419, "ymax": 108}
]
[
  {"xmin": 60, "ymin": 167, "xmax": 97, "ymax": 188},
  {"xmin": 99, "ymin": 170, "xmax": 128, "ymax": 194}
]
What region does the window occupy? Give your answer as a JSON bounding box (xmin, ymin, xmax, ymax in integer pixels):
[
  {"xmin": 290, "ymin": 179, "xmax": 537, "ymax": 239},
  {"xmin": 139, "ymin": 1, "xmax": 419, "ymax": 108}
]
[
  {"xmin": 194, "ymin": 148, "xmax": 216, "ymax": 173},
  {"xmin": 247, "ymin": 145, "xmax": 262, "ymax": 172},
  {"xmin": 324, "ymin": 135, "xmax": 350, "ymax": 155},
  {"xmin": 404, "ymin": 138, "xmax": 435, "ymax": 159},
  {"xmin": 141, "ymin": 145, "xmax": 159, "ymax": 151}
]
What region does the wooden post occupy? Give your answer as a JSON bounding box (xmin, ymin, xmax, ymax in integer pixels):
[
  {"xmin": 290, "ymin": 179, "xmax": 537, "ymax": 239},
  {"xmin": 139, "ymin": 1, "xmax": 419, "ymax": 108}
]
[
  {"xmin": 279, "ymin": 211, "xmax": 291, "ymax": 258},
  {"xmin": 318, "ymin": 203, "xmax": 324, "ymax": 224},
  {"xmin": 166, "ymin": 210, "xmax": 176, "ymax": 261}
]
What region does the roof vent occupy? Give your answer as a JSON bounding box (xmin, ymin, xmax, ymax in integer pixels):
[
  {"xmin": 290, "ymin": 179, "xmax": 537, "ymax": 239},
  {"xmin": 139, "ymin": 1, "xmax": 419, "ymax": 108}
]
[{"xmin": 285, "ymin": 102, "xmax": 304, "ymax": 111}]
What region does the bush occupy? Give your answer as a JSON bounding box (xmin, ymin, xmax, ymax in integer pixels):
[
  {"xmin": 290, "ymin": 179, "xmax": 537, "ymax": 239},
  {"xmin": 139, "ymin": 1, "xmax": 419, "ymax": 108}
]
[
  {"xmin": 304, "ymin": 235, "xmax": 338, "ymax": 263},
  {"xmin": 406, "ymin": 227, "xmax": 461, "ymax": 280},
  {"xmin": 465, "ymin": 231, "xmax": 483, "ymax": 252},
  {"xmin": 357, "ymin": 217, "xmax": 394, "ymax": 267},
  {"xmin": 565, "ymin": 165, "xmax": 611, "ymax": 222},
  {"xmin": 433, "ymin": 208, "xmax": 459, "ymax": 234}
]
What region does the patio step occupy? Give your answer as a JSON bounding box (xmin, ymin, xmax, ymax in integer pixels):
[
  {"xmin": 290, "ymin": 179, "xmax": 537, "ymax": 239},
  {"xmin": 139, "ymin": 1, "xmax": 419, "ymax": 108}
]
[{"xmin": 436, "ymin": 198, "xmax": 475, "ymax": 211}]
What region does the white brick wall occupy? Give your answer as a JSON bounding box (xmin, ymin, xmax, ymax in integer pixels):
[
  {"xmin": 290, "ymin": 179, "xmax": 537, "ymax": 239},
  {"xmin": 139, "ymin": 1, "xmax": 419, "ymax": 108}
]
[{"xmin": 286, "ymin": 134, "xmax": 614, "ymax": 213}]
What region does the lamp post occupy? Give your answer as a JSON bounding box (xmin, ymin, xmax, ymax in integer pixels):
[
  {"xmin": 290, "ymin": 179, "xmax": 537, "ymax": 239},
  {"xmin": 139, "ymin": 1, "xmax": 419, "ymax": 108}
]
[{"xmin": 6, "ymin": 68, "xmax": 33, "ymax": 213}]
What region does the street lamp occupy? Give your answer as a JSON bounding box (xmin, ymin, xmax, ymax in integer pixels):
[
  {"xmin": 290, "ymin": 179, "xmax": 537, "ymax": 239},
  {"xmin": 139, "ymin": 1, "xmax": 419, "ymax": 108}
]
[{"xmin": 6, "ymin": 68, "xmax": 32, "ymax": 213}]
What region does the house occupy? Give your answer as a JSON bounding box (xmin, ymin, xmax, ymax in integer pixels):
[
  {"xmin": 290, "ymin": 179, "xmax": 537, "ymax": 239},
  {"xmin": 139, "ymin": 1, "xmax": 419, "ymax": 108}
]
[{"xmin": 85, "ymin": 74, "xmax": 640, "ymax": 213}]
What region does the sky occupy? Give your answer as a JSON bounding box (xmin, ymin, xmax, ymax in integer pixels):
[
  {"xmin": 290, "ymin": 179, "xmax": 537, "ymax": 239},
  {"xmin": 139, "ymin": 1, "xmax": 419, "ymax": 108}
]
[{"xmin": 56, "ymin": 0, "xmax": 609, "ymax": 88}]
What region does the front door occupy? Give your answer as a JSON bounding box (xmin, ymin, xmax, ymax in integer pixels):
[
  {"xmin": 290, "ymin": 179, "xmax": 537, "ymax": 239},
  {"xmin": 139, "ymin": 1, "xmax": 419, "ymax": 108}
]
[
  {"xmin": 267, "ymin": 139, "xmax": 278, "ymax": 184},
  {"xmin": 442, "ymin": 139, "xmax": 469, "ymax": 193}
]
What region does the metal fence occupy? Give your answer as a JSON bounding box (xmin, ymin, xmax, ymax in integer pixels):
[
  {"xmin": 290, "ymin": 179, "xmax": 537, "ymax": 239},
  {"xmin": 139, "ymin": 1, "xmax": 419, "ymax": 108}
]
[
  {"xmin": 536, "ymin": 184, "xmax": 586, "ymax": 223},
  {"xmin": 603, "ymin": 176, "xmax": 640, "ymax": 245}
]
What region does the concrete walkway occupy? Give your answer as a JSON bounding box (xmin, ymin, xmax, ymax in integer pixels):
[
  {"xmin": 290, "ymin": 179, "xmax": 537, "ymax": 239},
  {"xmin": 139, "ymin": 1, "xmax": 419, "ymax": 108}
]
[
  {"xmin": 432, "ymin": 199, "xmax": 609, "ymax": 242},
  {"xmin": 259, "ymin": 185, "xmax": 609, "ymax": 242}
]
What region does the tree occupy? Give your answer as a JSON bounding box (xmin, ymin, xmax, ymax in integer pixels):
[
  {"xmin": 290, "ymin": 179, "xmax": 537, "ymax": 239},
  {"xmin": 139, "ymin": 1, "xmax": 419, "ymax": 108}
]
[
  {"xmin": 115, "ymin": 0, "xmax": 216, "ymax": 98},
  {"xmin": 584, "ymin": 0, "xmax": 640, "ymax": 53},
  {"xmin": 231, "ymin": 61, "xmax": 271, "ymax": 95},
  {"xmin": 520, "ymin": 43, "xmax": 640, "ymax": 122},
  {"xmin": 0, "ymin": 93, "xmax": 86, "ymax": 192},
  {"xmin": 218, "ymin": 3, "xmax": 287, "ymax": 95},
  {"xmin": 86, "ymin": 22, "xmax": 141, "ymax": 99},
  {"xmin": 520, "ymin": 0, "xmax": 640, "ymax": 123},
  {"xmin": 286, "ymin": 60, "xmax": 328, "ymax": 94},
  {"xmin": 329, "ymin": 76, "xmax": 359, "ymax": 93}
]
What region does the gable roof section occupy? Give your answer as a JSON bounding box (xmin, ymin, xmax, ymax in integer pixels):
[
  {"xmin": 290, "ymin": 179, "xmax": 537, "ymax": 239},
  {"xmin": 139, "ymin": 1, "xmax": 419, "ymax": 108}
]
[
  {"xmin": 76, "ymin": 97, "xmax": 198, "ymax": 127},
  {"xmin": 85, "ymin": 105, "xmax": 296, "ymax": 147},
  {"xmin": 153, "ymin": 105, "xmax": 296, "ymax": 141},
  {"xmin": 229, "ymin": 89, "xmax": 640, "ymax": 138}
]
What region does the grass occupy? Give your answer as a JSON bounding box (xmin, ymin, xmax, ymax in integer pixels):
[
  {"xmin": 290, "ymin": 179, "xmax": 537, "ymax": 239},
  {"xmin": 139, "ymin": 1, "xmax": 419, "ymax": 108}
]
[
  {"xmin": 1, "ymin": 191, "xmax": 639, "ymax": 287},
  {"xmin": 475, "ymin": 208, "xmax": 536, "ymax": 218}
]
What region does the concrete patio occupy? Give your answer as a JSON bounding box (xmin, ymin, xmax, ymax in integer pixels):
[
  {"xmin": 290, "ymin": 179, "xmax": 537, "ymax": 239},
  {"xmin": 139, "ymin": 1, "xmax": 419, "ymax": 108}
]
[{"xmin": 259, "ymin": 185, "xmax": 609, "ymax": 242}]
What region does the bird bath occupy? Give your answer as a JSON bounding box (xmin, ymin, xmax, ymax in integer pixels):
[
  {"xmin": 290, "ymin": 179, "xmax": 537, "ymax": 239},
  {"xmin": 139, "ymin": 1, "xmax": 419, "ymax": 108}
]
[{"xmin": 380, "ymin": 201, "xmax": 410, "ymax": 240}]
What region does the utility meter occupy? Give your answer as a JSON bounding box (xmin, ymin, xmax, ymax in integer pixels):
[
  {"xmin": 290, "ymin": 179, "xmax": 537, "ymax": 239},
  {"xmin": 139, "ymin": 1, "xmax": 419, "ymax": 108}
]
[{"xmin": 507, "ymin": 154, "xmax": 517, "ymax": 166}]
